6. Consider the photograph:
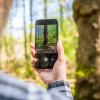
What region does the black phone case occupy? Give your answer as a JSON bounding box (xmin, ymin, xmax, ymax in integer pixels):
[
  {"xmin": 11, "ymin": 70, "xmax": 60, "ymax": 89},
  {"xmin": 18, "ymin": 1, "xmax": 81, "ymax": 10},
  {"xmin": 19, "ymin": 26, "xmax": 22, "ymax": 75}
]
[{"xmin": 35, "ymin": 19, "xmax": 58, "ymax": 69}]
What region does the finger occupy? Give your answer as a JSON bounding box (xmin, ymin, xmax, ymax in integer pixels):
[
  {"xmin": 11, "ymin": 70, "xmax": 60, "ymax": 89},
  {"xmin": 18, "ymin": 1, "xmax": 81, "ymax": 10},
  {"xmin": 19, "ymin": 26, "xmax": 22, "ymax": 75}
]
[
  {"xmin": 45, "ymin": 69, "xmax": 52, "ymax": 72},
  {"xmin": 35, "ymin": 69, "xmax": 52, "ymax": 73},
  {"xmin": 31, "ymin": 49, "xmax": 36, "ymax": 57},
  {"xmin": 37, "ymin": 69, "xmax": 45, "ymax": 73},
  {"xmin": 32, "ymin": 58, "xmax": 37, "ymax": 65},
  {"xmin": 37, "ymin": 69, "xmax": 48, "ymax": 72},
  {"xmin": 34, "ymin": 69, "xmax": 45, "ymax": 73},
  {"xmin": 31, "ymin": 43, "xmax": 35, "ymax": 49},
  {"xmin": 57, "ymin": 40, "xmax": 65, "ymax": 61}
]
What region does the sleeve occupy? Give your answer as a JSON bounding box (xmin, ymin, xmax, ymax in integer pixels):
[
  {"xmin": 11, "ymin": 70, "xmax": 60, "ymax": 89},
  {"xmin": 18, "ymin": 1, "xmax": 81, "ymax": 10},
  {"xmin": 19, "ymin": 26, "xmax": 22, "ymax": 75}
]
[
  {"xmin": 47, "ymin": 80, "xmax": 73, "ymax": 100},
  {"xmin": 0, "ymin": 72, "xmax": 73, "ymax": 100}
]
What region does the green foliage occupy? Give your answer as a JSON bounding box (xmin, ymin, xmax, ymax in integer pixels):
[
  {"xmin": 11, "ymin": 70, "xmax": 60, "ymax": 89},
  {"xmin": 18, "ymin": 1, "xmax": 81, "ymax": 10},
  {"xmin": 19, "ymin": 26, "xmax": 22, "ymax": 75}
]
[
  {"xmin": 75, "ymin": 64, "xmax": 96, "ymax": 78},
  {"xmin": 60, "ymin": 18, "xmax": 78, "ymax": 62}
]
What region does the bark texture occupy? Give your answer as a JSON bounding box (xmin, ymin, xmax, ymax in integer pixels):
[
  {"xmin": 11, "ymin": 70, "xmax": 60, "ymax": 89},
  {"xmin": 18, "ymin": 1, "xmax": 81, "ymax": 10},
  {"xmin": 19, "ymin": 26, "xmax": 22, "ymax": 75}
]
[{"xmin": 73, "ymin": 0, "xmax": 100, "ymax": 100}]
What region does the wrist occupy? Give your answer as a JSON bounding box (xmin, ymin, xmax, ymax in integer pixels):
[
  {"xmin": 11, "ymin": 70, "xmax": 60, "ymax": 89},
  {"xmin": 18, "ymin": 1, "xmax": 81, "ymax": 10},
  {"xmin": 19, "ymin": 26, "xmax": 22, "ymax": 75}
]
[{"xmin": 53, "ymin": 76, "xmax": 67, "ymax": 82}]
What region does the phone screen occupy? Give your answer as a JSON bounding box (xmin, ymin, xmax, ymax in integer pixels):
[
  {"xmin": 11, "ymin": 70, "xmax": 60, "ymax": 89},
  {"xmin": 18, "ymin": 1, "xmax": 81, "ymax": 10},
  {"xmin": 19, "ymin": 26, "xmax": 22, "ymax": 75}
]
[{"xmin": 35, "ymin": 19, "xmax": 58, "ymax": 69}]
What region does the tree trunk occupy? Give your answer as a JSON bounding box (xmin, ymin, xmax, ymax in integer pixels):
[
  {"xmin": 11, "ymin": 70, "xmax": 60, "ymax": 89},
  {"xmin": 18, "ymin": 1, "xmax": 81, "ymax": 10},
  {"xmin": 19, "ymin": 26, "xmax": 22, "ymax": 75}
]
[
  {"xmin": 44, "ymin": 0, "xmax": 47, "ymax": 18},
  {"xmin": 0, "ymin": 0, "xmax": 12, "ymax": 68},
  {"xmin": 73, "ymin": 0, "xmax": 100, "ymax": 100},
  {"xmin": 0, "ymin": 0, "xmax": 12, "ymax": 34},
  {"xmin": 43, "ymin": 25, "xmax": 48, "ymax": 47},
  {"xmin": 23, "ymin": 0, "xmax": 28, "ymax": 59},
  {"xmin": 59, "ymin": 0, "xmax": 64, "ymax": 32},
  {"xmin": 29, "ymin": 0, "xmax": 33, "ymax": 43}
]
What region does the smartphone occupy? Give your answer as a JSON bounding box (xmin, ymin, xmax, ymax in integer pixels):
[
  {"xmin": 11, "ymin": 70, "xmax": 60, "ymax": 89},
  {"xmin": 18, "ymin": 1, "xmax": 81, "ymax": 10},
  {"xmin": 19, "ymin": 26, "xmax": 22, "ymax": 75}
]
[{"xmin": 35, "ymin": 19, "xmax": 58, "ymax": 69}]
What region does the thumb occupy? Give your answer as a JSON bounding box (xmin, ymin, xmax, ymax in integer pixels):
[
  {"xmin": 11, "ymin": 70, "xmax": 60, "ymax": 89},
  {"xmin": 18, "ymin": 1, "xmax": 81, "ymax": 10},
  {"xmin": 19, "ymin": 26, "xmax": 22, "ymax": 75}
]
[{"xmin": 57, "ymin": 40, "xmax": 64, "ymax": 61}]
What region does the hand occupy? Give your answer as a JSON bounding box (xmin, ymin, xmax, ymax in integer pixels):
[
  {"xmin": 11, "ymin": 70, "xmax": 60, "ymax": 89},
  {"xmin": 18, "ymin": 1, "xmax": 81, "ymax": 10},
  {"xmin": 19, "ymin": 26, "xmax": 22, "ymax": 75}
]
[{"xmin": 31, "ymin": 40, "xmax": 67, "ymax": 85}]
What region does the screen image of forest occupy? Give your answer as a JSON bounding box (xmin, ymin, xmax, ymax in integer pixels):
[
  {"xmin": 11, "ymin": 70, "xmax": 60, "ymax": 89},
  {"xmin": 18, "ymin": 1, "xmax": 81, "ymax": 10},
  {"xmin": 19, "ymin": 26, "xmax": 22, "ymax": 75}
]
[{"xmin": 35, "ymin": 24, "xmax": 57, "ymax": 52}]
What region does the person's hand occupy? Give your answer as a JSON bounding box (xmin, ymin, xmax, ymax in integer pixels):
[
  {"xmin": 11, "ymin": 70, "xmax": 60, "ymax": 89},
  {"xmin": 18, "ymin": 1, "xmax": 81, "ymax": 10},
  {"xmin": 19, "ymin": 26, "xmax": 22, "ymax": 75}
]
[{"xmin": 31, "ymin": 40, "xmax": 67, "ymax": 85}]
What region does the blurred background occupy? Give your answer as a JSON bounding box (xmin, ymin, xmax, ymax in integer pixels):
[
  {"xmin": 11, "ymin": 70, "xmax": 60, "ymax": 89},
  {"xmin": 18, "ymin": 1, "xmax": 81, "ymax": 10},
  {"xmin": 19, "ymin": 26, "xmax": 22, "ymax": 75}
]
[
  {"xmin": 1, "ymin": 0, "xmax": 100, "ymax": 100},
  {"xmin": 0, "ymin": 0, "xmax": 77, "ymax": 91}
]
